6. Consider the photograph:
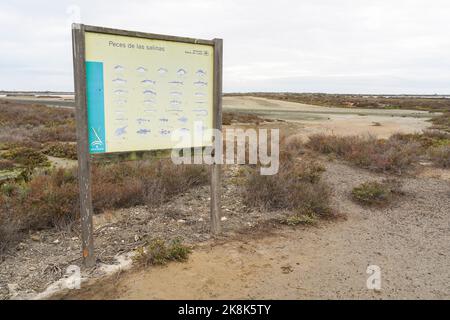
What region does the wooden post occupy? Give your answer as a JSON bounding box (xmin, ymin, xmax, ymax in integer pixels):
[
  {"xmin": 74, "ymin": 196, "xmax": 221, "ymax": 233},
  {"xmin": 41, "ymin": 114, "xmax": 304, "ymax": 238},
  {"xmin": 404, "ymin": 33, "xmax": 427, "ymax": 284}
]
[
  {"xmin": 210, "ymin": 38, "xmax": 223, "ymax": 235},
  {"xmin": 72, "ymin": 23, "xmax": 95, "ymax": 267}
]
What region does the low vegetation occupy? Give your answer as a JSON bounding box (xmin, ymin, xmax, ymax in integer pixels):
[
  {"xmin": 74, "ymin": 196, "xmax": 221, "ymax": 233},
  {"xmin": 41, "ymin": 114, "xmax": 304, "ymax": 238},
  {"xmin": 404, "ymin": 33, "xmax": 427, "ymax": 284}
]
[
  {"xmin": 428, "ymin": 146, "xmax": 450, "ymax": 168},
  {"xmin": 351, "ymin": 179, "xmax": 403, "ymax": 206},
  {"xmin": 0, "ymin": 160, "xmax": 208, "ymax": 256},
  {"xmin": 227, "ymin": 93, "xmax": 450, "ymax": 132},
  {"xmin": 306, "ymin": 130, "xmax": 450, "ymax": 173},
  {"xmin": 243, "ymin": 140, "xmax": 332, "ymax": 220},
  {"xmin": 133, "ymin": 238, "xmax": 191, "ymax": 267},
  {"xmin": 228, "ymin": 92, "xmax": 450, "ymax": 112},
  {"xmin": 222, "ymin": 111, "xmax": 271, "ymax": 125},
  {"xmin": 2, "ymin": 147, "xmax": 50, "ymax": 168},
  {"xmin": 42, "ymin": 142, "xmax": 78, "ymax": 160},
  {"xmin": 0, "ymin": 101, "xmax": 76, "ymax": 148}
]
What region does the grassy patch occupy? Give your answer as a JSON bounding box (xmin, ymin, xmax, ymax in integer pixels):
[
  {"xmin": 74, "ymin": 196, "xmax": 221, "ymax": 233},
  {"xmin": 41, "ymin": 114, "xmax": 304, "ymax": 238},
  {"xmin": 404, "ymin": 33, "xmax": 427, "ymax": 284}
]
[
  {"xmin": 282, "ymin": 212, "xmax": 317, "ymax": 226},
  {"xmin": 133, "ymin": 238, "xmax": 191, "ymax": 267},
  {"xmin": 2, "ymin": 147, "xmax": 50, "ymax": 168},
  {"xmin": 428, "ymin": 145, "xmax": 450, "ymax": 168},
  {"xmin": 42, "ymin": 142, "xmax": 77, "ymax": 160},
  {"xmin": 306, "ymin": 134, "xmax": 423, "ymax": 174},
  {"xmin": 0, "ymin": 159, "xmax": 14, "ymax": 170},
  {"xmin": 222, "ymin": 111, "xmax": 271, "ymax": 125},
  {"xmin": 351, "ymin": 179, "xmax": 402, "ymax": 206},
  {"xmin": 0, "ymin": 160, "xmax": 208, "ymax": 255}
]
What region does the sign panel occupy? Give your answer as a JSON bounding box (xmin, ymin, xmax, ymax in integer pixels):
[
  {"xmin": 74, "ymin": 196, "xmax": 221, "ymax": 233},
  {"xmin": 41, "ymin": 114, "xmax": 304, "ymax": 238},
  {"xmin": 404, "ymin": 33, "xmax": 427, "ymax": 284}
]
[{"xmin": 84, "ymin": 31, "xmax": 214, "ymax": 153}]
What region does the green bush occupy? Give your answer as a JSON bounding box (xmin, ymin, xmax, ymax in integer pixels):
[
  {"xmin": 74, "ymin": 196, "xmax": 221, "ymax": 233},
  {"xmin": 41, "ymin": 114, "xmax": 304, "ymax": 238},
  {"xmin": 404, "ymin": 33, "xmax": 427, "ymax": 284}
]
[
  {"xmin": 133, "ymin": 238, "xmax": 191, "ymax": 267},
  {"xmin": 43, "ymin": 142, "xmax": 78, "ymax": 160},
  {"xmin": 351, "ymin": 180, "xmax": 402, "ymax": 206},
  {"xmin": 428, "ymin": 145, "xmax": 450, "ymax": 168},
  {"xmin": 2, "ymin": 147, "xmax": 50, "ymax": 168}
]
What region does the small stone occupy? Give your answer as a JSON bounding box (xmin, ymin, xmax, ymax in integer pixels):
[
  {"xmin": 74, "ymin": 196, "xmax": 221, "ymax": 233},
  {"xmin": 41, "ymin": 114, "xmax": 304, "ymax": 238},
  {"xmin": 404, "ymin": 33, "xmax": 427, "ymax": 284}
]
[
  {"xmin": 31, "ymin": 235, "xmax": 40, "ymax": 242},
  {"xmin": 220, "ymin": 216, "xmax": 228, "ymax": 221},
  {"xmin": 53, "ymin": 239, "xmax": 60, "ymax": 244},
  {"xmin": 177, "ymin": 219, "xmax": 186, "ymax": 223},
  {"xmin": 29, "ymin": 267, "xmax": 36, "ymax": 271},
  {"xmin": 198, "ymin": 218, "xmax": 204, "ymax": 222},
  {"xmin": 134, "ymin": 235, "xmax": 140, "ymax": 242}
]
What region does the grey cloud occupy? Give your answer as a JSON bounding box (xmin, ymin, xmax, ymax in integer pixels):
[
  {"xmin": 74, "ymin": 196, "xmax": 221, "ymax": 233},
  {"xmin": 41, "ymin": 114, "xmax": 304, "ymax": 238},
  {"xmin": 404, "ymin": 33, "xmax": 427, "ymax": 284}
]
[{"xmin": 1, "ymin": 0, "xmax": 449, "ymax": 93}]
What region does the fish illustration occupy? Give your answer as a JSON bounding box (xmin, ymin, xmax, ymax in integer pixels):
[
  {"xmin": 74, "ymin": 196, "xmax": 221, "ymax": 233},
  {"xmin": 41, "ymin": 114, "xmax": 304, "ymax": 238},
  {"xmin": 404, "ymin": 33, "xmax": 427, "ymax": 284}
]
[
  {"xmin": 143, "ymin": 89, "xmax": 157, "ymax": 96},
  {"xmin": 178, "ymin": 116, "xmax": 188, "ymax": 123},
  {"xmin": 143, "ymin": 99, "xmax": 155, "ymax": 105},
  {"xmin": 195, "ymin": 101, "xmax": 206, "ymax": 105},
  {"xmin": 194, "ymin": 81, "xmax": 208, "ymax": 87},
  {"xmin": 194, "ymin": 109, "xmax": 208, "ymax": 116},
  {"xmin": 114, "ymin": 89, "xmax": 127, "ymax": 95},
  {"xmin": 115, "ymin": 117, "xmax": 128, "ymax": 122},
  {"xmin": 170, "ymin": 91, "xmax": 182, "ymax": 96},
  {"xmin": 137, "ymin": 129, "xmax": 151, "ymax": 135},
  {"xmin": 158, "ymin": 67, "xmax": 168, "ymax": 75},
  {"xmin": 194, "ymin": 92, "xmax": 205, "ymax": 97},
  {"xmin": 144, "ymin": 108, "xmax": 157, "ymax": 113},
  {"xmin": 196, "ymin": 69, "xmax": 207, "ymax": 77},
  {"xmin": 179, "ymin": 128, "xmax": 190, "ymax": 132},
  {"xmin": 170, "ymin": 100, "xmax": 182, "ymax": 106},
  {"xmin": 136, "ymin": 118, "xmax": 151, "ymax": 125},
  {"xmin": 115, "ymin": 126, "xmax": 127, "ymax": 136},
  {"xmin": 177, "ymin": 68, "xmax": 187, "ymax": 76},
  {"xmin": 112, "ymin": 78, "xmax": 127, "ymax": 84},
  {"xmin": 159, "ymin": 129, "xmax": 171, "ymax": 136},
  {"xmin": 113, "ymin": 65, "xmax": 125, "ymax": 72},
  {"xmin": 169, "ymin": 80, "xmax": 183, "ymax": 86},
  {"xmin": 136, "ymin": 66, "xmax": 148, "ymax": 73},
  {"xmin": 114, "ymin": 99, "xmax": 127, "ymax": 105},
  {"xmin": 141, "ymin": 79, "xmax": 156, "ymax": 85}
]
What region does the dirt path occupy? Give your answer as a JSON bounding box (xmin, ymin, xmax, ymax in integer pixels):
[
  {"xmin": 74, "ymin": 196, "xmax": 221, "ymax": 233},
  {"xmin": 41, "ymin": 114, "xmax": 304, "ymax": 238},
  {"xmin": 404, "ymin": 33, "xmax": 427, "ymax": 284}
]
[{"xmin": 64, "ymin": 162, "xmax": 450, "ymax": 300}]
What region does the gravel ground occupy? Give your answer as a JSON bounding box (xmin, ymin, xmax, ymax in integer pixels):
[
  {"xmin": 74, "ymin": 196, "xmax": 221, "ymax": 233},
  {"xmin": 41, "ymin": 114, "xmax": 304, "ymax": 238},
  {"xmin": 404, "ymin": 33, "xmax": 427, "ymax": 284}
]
[
  {"xmin": 56, "ymin": 160, "xmax": 450, "ymax": 300},
  {"xmin": 0, "ymin": 164, "xmax": 288, "ymax": 300}
]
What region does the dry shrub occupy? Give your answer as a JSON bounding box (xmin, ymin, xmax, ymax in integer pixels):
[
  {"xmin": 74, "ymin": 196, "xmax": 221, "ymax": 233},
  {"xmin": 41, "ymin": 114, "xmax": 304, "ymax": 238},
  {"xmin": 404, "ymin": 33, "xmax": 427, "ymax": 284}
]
[
  {"xmin": 0, "ymin": 159, "xmax": 14, "ymax": 170},
  {"xmin": 306, "ymin": 134, "xmax": 421, "ymax": 174},
  {"xmin": 92, "ymin": 160, "xmax": 208, "ymax": 209},
  {"xmin": 431, "ymin": 112, "xmax": 450, "ymax": 132},
  {"xmin": 243, "ymin": 139, "xmax": 331, "ymax": 217},
  {"xmin": 428, "ymin": 145, "xmax": 450, "ymax": 168},
  {"xmin": 0, "ymin": 160, "xmax": 208, "ymax": 254},
  {"xmin": 42, "ymin": 142, "xmax": 77, "ymax": 159},
  {"xmin": 222, "ymin": 112, "xmax": 269, "ymax": 125},
  {"xmin": 0, "ymin": 101, "xmax": 74, "ymax": 127},
  {"xmin": 15, "ymin": 169, "xmax": 80, "ymax": 229},
  {"xmin": 31, "ymin": 122, "xmax": 77, "ymax": 143},
  {"xmin": 2, "ymin": 147, "xmax": 50, "ymax": 168}
]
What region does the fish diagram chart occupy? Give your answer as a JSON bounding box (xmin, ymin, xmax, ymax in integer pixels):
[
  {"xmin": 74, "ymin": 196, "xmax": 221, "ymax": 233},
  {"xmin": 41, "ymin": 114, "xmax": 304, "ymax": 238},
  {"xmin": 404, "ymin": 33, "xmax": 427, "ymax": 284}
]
[{"xmin": 84, "ymin": 32, "xmax": 214, "ymax": 153}]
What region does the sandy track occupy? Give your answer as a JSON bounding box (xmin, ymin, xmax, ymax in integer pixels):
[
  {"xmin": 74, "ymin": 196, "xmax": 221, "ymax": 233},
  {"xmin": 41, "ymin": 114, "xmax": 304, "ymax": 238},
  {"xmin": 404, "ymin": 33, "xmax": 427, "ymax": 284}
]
[{"xmin": 63, "ymin": 161, "xmax": 450, "ymax": 300}]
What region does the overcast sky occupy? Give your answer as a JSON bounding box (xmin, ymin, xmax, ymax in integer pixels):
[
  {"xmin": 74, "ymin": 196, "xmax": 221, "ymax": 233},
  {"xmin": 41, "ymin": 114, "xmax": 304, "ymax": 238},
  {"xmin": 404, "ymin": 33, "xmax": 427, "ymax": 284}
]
[{"xmin": 1, "ymin": 0, "xmax": 449, "ymax": 94}]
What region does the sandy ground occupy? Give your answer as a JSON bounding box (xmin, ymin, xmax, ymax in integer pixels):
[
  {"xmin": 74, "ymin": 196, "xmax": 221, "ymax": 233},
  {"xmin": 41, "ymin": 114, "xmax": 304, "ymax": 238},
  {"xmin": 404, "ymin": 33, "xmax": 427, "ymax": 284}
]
[
  {"xmin": 224, "ymin": 96, "xmax": 434, "ymax": 139},
  {"xmin": 61, "ymin": 161, "xmax": 450, "ymax": 300}
]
